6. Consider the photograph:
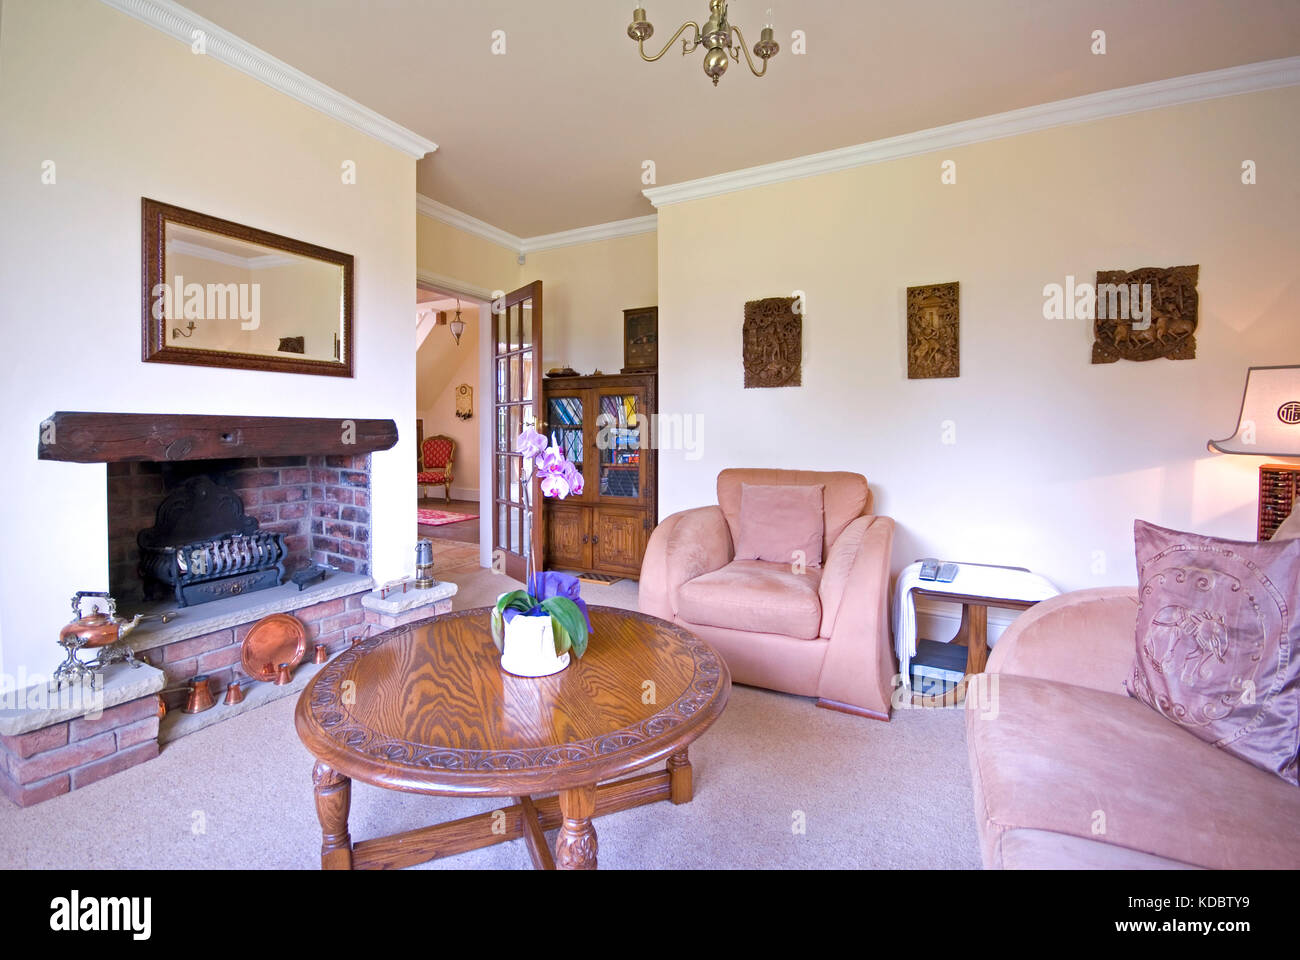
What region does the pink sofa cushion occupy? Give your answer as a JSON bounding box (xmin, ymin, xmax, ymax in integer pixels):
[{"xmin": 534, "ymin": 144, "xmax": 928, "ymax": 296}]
[
  {"xmin": 677, "ymin": 560, "xmax": 823, "ymax": 640},
  {"xmin": 968, "ymin": 674, "xmax": 1300, "ymax": 869},
  {"xmin": 733, "ymin": 483, "xmax": 825, "ymax": 567},
  {"xmin": 1128, "ymin": 520, "xmax": 1300, "ymax": 785},
  {"xmin": 717, "ymin": 469, "xmax": 869, "ymax": 556}
]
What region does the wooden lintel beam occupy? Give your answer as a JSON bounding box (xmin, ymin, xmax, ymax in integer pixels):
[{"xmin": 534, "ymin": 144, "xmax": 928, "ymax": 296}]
[{"xmin": 36, "ymin": 412, "xmax": 399, "ymax": 463}]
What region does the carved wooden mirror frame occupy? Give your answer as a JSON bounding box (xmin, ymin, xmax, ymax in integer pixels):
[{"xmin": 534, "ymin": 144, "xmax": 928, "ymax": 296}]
[{"xmin": 141, "ymin": 198, "xmax": 354, "ymax": 377}]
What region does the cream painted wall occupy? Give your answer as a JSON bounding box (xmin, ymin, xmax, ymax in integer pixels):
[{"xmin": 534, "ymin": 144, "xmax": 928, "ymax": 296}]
[
  {"xmin": 526, "ymin": 233, "xmax": 658, "ymax": 374},
  {"xmin": 657, "ymin": 87, "xmax": 1300, "ymax": 595},
  {"xmin": 416, "ymin": 215, "xmax": 518, "ymax": 296},
  {"xmin": 416, "ymin": 216, "xmax": 658, "ymax": 375},
  {"xmin": 0, "ymin": 0, "xmax": 418, "ymax": 677}
]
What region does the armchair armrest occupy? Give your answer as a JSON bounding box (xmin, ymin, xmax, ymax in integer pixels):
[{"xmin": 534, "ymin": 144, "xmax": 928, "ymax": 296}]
[
  {"xmin": 815, "ymin": 515, "xmax": 896, "ymax": 719},
  {"xmin": 986, "ymin": 586, "xmax": 1138, "ymax": 695},
  {"xmin": 639, "ymin": 505, "xmax": 732, "ymax": 621}
]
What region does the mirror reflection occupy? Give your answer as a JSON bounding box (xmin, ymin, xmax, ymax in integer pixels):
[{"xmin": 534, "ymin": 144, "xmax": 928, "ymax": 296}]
[{"xmin": 160, "ymin": 222, "xmax": 345, "ymax": 364}]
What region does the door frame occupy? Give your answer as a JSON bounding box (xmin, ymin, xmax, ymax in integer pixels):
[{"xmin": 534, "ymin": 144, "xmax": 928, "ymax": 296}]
[{"xmin": 416, "ymin": 269, "xmax": 497, "ymax": 570}]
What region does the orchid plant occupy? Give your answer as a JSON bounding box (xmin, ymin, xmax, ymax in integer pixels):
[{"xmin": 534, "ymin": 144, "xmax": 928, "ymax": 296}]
[{"xmin": 490, "ymin": 426, "xmax": 591, "ymax": 658}]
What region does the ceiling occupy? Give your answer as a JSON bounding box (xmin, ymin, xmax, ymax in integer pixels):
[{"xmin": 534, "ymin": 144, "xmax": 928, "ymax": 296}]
[{"xmin": 180, "ymin": 0, "xmax": 1300, "ymax": 237}]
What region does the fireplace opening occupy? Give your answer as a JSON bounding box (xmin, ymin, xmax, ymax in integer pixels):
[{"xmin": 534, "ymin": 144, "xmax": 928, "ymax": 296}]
[{"xmin": 107, "ymin": 454, "xmax": 372, "ymax": 614}]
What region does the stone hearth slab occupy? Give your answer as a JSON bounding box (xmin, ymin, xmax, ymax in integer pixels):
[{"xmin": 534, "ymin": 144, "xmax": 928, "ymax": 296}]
[
  {"xmin": 360, "ymin": 580, "xmax": 458, "ymax": 616},
  {"xmin": 0, "ymin": 661, "xmax": 165, "ymax": 736},
  {"xmin": 124, "ymin": 573, "xmax": 374, "ymax": 656}
]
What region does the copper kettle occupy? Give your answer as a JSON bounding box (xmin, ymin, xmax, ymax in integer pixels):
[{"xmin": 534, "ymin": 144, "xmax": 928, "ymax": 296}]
[{"xmin": 59, "ymin": 592, "xmax": 145, "ymax": 649}]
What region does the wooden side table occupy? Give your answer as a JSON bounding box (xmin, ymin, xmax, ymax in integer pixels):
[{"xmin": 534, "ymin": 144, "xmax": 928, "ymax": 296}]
[{"xmin": 909, "ymin": 589, "xmax": 1039, "ymax": 708}]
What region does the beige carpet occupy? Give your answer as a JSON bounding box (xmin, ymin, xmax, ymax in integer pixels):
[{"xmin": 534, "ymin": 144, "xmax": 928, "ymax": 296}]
[{"xmin": 0, "ymin": 555, "xmax": 983, "ymax": 869}]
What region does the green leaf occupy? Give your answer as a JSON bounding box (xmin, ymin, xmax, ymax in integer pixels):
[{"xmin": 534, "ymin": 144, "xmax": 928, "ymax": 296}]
[
  {"xmin": 490, "ymin": 606, "xmax": 505, "ymax": 653},
  {"xmin": 496, "ymin": 590, "xmax": 534, "ymax": 617},
  {"xmin": 550, "ymin": 617, "xmax": 572, "ymax": 656},
  {"xmin": 541, "ymin": 597, "xmax": 588, "ymax": 659}
]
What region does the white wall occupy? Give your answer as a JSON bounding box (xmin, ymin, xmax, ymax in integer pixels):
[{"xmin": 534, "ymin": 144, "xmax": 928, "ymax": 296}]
[
  {"xmin": 657, "ymin": 87, "xmax": 1300, "ymax": 597},
  {"xmin": 0, "ymin": 0, "xmax": 418, "ymax": 677}
]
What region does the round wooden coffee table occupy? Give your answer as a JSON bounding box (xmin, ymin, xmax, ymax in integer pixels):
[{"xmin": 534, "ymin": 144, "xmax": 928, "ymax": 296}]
[{"xmin": 295, "ymin": 605, "xmax": 730, "ymax": 870}]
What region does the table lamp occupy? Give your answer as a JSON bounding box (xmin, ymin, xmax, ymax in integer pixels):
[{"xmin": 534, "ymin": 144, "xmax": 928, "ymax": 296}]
[{"xmin": 1208, "ymin": 364, "xmax": 1300, "ymax": 539}]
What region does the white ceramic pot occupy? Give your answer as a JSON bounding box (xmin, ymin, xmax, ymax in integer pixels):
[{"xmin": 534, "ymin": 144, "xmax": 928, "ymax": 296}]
[{"xmin": 499, "ymin": 613, "xmax": 570, "ymax": 677}]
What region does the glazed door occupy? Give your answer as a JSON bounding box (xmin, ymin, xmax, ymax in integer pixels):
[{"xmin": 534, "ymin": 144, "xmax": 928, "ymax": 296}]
[
  {"xmin": 492, "ymin": 281, "xmax": 543, "ymax": 581},
  {"xmin": 593, "ymin": 386, "xmax": 648, "ymax": 503}
]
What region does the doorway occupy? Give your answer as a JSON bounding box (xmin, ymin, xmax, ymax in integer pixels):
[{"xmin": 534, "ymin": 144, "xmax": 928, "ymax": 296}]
[{"xmin": 415, "ymin": 281, "xmax": 490, "ymax": 574}]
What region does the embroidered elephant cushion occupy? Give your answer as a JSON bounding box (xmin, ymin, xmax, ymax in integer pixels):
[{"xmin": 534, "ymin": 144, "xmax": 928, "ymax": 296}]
[{"xmin": 1128, "ymin": 520, "xmax": 1300, "ymax": 785}]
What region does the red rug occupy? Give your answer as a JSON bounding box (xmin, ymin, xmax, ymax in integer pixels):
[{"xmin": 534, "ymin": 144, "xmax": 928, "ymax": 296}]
[{"xmin": 418, "ymin": 508, "xmax": 478, "ymax": 527}]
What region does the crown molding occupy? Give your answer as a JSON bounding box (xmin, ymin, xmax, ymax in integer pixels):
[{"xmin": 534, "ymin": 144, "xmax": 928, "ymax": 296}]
[
  {"xmin": 416, "ymin": 194, "xmax": 657, "ymax": 256},
  {"xmin": 415, "ymin": 269, "xmax": 497, "ymax": 304},
  {"xmin": 519, "ymin": 215, "xmax": 659, "ymax": 254},
  {"xmin": 643, "ymin": 56, "xmax": 1300, "ymax": 208},
  {"xmin": 416, "ymin": 195, "xmax": 523, "ymax": 253},
  {"xmin": 99, "ymin": 0, "xmax": 438, "ymax": 159}
]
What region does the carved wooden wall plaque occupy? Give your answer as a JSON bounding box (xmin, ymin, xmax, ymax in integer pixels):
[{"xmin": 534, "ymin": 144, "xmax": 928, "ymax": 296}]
[
  {"xmin": 906, "ymin": 282, "xmax": 959, "ymax": 379},
  {"xmin": 743, "ymin": 297, "xmax": 801, "ymax": 388},
  {"xmin": 1091, "ymin": 264, "xmax": 1199, "ymax": 363}
]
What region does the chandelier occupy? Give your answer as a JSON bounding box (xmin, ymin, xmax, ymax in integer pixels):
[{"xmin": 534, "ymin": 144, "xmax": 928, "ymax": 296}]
[{"xmin": 628, "ymin": 1, "xmax": 779, "ymax": 86}]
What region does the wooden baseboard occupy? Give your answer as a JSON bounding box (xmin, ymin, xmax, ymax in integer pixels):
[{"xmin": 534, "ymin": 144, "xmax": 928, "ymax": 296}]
[{"xmin": 816, "ymin": 698, "xmax": 890, "ymax": 722}]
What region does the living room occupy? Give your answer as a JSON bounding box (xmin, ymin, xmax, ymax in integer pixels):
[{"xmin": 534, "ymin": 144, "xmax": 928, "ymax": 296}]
[{"xmin": 1, "ymin": 0, "xmax": 1298, "ymax": 912}]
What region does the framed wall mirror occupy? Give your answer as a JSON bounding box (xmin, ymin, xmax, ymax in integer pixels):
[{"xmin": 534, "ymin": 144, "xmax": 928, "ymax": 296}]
[{"xmin": 141, "ymin": 198, "xmax": 353, "ymax": 377}]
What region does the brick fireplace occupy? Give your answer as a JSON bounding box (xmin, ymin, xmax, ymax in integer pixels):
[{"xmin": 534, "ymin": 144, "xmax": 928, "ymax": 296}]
[
  {"xmin": 0, "ymin": 412, "xmax": 460, "ymax": 808},
  {"xmin": 107, "ymin": 453, "xmax": 374, "ymax": 603}
]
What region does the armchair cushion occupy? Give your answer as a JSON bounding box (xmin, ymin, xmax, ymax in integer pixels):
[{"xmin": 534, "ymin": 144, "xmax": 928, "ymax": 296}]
[
  {"xmin": 416, "ymin": 471, "xmax": 449, "ymax": 484},
  {"xmin": 718, "ymin": 469, "xmax": 869, "ymax": 556},
  {"xmin": 678, "ymin": 560, "xmax": 823, "ymax": 640},
  {"xmin": 734, "ymin": 483, "xmax": 825, "ymax": 567}
]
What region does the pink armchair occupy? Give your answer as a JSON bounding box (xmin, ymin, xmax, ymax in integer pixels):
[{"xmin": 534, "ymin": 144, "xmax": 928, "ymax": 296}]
[{"xmin": 640, "ymin": 468, "xmax": 896, "ymax": 720}]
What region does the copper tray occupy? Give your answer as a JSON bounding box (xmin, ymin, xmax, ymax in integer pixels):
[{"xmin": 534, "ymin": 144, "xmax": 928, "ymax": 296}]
[{"xmin": 241, "ymin": 613, "xmax": 308, "ymax": 683}]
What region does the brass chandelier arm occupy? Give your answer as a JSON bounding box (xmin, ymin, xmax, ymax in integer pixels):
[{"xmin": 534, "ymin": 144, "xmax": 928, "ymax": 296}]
[
  {"xmin": 638, "ymin": 21, "xmax": 702, "ymax": 62},
  {"xmin": 728, "ymin": 25, "xmax": 770, "ymax": 78}
]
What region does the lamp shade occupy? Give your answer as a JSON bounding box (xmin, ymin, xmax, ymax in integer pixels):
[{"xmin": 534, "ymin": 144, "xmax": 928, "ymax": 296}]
[{"xmin": 1208, "ymin": 365, "xmax": 1300, "ymax": 456}]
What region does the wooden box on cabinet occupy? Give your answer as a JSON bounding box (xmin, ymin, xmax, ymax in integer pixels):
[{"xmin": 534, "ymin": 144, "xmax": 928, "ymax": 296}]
[
  {"xmin": 541, "ymin": 371, "xmax": 657, "ymax": 578},
  {"xmin": 622, "ymin": 306, "xmax": 657, "ymax": 374}
]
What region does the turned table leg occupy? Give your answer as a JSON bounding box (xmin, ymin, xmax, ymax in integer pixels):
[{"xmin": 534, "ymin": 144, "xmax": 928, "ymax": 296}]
[
  {"xmin": 313, "ymin": 761, "xmax": 353, "ymax": 870},
  {"xmin": 667, "ymin": 750, "xmax": 693, "ymax": 804},
  {"xmin": 554, "ymin": 784, "xmax": 598, "ymax": 870}
]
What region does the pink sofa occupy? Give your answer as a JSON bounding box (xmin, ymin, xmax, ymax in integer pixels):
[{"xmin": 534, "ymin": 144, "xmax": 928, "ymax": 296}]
[
  {"xmin": 967, "ymin": 587, "xmax": 1300, "ymax": 869},
  {"xmin": 639, "ymin": 468, "xmax": 896, "ymax": 719}
]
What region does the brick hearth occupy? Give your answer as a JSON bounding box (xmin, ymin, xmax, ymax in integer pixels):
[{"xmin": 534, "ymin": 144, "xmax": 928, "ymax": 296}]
[{"xmin": 0, "ymin": 693, "xmax": 160, "ymax": 808}]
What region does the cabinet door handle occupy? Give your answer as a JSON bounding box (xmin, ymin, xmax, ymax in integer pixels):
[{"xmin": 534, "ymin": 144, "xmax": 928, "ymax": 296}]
[
  {"xmin": 582, "ymin": 535, "xmax": 588, "ymax": 544},
  {"xmin": 591, "ymin": 535, "xmax": 600, "ymax": 545}
]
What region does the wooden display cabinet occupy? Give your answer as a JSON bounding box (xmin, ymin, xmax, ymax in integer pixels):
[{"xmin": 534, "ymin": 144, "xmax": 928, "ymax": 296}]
[{"xmin": 541, "ymin": 372, "xmax": 657, "ymax": 578}]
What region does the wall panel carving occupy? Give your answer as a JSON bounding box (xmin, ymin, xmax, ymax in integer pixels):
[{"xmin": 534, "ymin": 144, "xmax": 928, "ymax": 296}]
[
  {"xmin": 1092, "ymin": 265, "xmax": 1199, "ymax": 363},
  {"xmin": 743, "ymin": 297, "xmax": 801, "ymax": 388},
  {"xmin": 907, "ymin": 282, "xmax": 959, "ymax": 379}
]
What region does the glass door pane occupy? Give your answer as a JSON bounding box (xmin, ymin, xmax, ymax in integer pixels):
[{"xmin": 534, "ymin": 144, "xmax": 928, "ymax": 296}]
[
  {"xmin": 596, "ymin": 393, "xmax": 642, "ymax": 499},
  {"xmin": 492, "ymin": 282, "xmax": 543, "ymax": 581},
  {"xmin": 547, "ymin": 395, "xmax": 585, "ymax": 474}
]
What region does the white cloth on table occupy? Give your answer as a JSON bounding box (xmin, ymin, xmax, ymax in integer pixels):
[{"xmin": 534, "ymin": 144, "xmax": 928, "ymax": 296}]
[{"xmin": 892, "ymin": 561, "xmax": 1059, "ymax": 687}]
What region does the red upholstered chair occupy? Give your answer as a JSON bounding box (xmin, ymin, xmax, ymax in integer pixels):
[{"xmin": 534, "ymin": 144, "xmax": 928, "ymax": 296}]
[{"xmin": 418, "ymin": 435, "xmax": 456, "ymax": 503}]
